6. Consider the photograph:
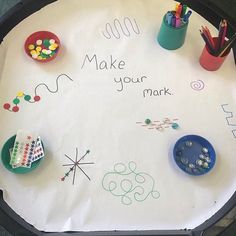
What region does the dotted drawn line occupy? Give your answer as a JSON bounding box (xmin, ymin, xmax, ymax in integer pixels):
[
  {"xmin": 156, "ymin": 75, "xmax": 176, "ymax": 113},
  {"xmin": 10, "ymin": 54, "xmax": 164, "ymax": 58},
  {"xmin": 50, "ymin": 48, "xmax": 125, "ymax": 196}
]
[{"xmin": 3, "ymin": 74, "xmax": 73, "ymax": 113}]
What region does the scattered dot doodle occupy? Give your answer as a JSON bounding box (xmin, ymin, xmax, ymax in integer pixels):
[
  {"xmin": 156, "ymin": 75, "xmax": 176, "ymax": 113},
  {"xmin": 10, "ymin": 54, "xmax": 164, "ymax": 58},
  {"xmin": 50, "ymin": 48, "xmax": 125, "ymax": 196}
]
[
  {"xmin": 61, "ymin": 148, "xmax": 94, "ymax": 185},
  {"xmin": 190, "ymin": 80, "xmax": 205, "ymax": 91},
  {"xmin": 221, "ymin": 104, "xmax": 236, "ymax": 138},
  {"xmin": 101, "ymin": 17, "xmax": 140, "ymax": 39},
  {"xmin": 136, "ymin": 118, "xmax": 179, "ymax": 131},
  {"xmin": 3, "ymin": 74, "xmax": 73, "ymax": 113},
  {"xmin": 102, "ymin": 161, "xmax": 160, "ymax": 205}
]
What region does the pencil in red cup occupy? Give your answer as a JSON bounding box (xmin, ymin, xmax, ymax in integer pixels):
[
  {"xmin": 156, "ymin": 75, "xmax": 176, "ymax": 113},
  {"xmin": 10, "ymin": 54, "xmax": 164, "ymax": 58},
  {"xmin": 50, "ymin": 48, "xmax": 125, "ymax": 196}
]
[
  {"xmin": 220, "ymin": 20, "xmax": 227, "ymax": 48},
  {"xmin": 218, "ymin": 33, "xmax": 236, "ymax": 57},
  {"xmin": 201, "ymin": 26, "xmax": 215, "ymax": 52},
  {"xmin": 216, "ymin": 20, "xmax": 225, "ymax": 53},
  {"xmin": 199, "ymin": 29, "xmax": 215, "ymax": 55},
  {"xmin": 204, "ymin": 26, "xmax": 215, "ymax": 50}
]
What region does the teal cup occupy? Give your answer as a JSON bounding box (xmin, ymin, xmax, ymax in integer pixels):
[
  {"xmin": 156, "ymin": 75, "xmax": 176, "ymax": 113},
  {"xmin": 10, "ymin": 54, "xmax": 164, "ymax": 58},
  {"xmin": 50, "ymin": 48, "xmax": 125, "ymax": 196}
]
[{"xmin": 157, "ymin": 15, "xmax": 189, "ymax": 50}]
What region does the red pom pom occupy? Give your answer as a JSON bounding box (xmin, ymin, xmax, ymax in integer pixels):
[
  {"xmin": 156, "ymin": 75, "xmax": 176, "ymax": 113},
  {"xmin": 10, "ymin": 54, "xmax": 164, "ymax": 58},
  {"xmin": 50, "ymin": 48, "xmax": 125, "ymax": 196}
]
[
  {"xmin": 3, "ymin": 103, "xmax": 11, "ymax": 110},
  {"xmin": 12, "ymin": 106, "xmax": 19, "ymax": 112},
  {"xmin": 34, "ymin": 96, "xmax": 41, "ymax": 102}
]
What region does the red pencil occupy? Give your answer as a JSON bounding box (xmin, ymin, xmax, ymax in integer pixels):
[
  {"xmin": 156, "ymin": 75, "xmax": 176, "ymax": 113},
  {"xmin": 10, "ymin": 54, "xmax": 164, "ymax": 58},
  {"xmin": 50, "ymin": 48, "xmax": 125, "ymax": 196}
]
[
  {"xmin": 204, "ymin": 26, "xmax": 215, "ymax": 50},
  {"xmin": 199, "ymin": 30, "xmax": 215, "ymax": 55},
  {"xmin": 201, "ymin": 26, "xmax": 215, "ymax": 53}
]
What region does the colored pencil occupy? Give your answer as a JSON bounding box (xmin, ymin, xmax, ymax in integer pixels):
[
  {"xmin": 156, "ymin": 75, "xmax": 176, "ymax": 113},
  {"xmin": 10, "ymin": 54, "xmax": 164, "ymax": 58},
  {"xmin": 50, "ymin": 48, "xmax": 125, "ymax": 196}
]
[
  {"xmin": 200, "ymin": 19, "xmax": 235, "ymax": 57},
  {"xmin": 218, "ymin": 33, "xmax": 236, "ymax": 57},
  {"xmin": 199, "ymin": 30, "xmax": 215, "ymax": 55}
]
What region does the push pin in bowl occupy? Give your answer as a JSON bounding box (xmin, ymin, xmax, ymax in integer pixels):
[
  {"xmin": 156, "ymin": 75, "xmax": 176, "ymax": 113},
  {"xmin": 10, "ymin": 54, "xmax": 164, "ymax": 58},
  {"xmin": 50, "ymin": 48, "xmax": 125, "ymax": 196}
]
[
  {"xmin": 185, "ymin": 141, "xmax": 192, "ymax": 147},
  {"xmin": 173, "ymin": 134, "xmax": 216, "ymax": 176},
  {"xmin": 202, "ymin": 147, "xmax": 208, "ymax": 154}
]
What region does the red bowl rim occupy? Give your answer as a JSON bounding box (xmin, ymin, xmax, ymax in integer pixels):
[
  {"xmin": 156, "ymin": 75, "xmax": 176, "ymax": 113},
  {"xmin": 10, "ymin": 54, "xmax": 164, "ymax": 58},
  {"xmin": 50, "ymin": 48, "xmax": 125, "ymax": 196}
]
[{"xmin": 24, "ymin": 31, "xmax": 60, "ymax": 62}]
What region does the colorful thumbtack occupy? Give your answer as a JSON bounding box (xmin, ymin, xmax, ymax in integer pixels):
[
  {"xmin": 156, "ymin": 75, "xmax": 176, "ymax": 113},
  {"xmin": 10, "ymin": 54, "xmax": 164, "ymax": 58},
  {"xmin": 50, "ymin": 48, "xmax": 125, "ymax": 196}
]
[
  {"xmin": 145, "ymin": 119, "xmax": 152, "ymax": 125},
  {"xmin": 180, "ymin": 157, "xmax": 188, "ymax": 165},
  {"xmin": 171, "ymin": 123, "xmax": 179, "ymax": 129},
  {"xmin": 189, "ymin": 163, "xmax": 195, "ymax": 168},
  {"xmin": 202, "ymin": 147, "xmax": 208, "ymax": 154},
  {"xmin": 185, "ymin": 141, "xmax": 192, "ymax": 147},
  {"xmin": 196, "ymin": 159, "xmax": 203, "ymax": 166},
  {"xmin": 203, "ymin": 162, "xmax": 209, "ymax": 169}
]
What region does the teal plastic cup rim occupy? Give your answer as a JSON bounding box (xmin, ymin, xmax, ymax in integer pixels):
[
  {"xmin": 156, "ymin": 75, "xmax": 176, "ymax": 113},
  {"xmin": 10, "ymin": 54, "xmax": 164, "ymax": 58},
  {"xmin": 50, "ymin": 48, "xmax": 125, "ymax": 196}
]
[
  {"xmin": 162, "ymin": 14, "xmax": 189, "ymax": 30},
  {"xmin": 1, "ymin": 135, "xmax": 44, "ymax": 174}
]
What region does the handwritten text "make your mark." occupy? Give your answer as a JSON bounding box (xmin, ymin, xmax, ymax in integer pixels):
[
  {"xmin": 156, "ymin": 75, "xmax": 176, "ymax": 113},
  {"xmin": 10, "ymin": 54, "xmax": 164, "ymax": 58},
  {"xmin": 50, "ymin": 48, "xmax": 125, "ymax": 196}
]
[{"xmin": 81, "ymin": 54, "xmax": 173, "ymax": 97}]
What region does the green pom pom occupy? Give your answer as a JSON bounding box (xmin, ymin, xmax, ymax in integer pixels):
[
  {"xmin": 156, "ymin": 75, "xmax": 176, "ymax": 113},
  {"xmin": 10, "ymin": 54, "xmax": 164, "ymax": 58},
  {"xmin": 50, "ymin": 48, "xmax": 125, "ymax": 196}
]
[
  {"xmin": 24, "ymin": 95, "xmax": 31, "ymax": 101},
  {"xmin": 43, "ymin": 39, "xmax": 50, "ymax": 48}
]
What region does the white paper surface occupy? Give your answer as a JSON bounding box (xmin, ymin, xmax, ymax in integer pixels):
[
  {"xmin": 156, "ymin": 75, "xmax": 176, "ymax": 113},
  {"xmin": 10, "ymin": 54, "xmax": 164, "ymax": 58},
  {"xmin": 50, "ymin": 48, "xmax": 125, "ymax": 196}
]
[{"xmin": 0, "ymin": 0, "xmax": 235, "ymax": 232}]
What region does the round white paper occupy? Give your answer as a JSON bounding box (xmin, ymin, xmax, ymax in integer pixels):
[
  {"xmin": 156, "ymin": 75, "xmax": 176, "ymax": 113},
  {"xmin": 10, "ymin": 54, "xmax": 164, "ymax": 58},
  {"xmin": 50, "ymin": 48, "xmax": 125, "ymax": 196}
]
[{"xmin": 0, "ymin": 0, "xmax": 235, "ymax": 232}]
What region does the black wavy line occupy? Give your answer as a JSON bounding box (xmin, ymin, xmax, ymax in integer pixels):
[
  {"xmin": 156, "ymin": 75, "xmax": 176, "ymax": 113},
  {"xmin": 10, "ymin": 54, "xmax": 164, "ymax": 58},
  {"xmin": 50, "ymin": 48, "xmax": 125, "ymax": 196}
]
[
  {"xmin": 102, "ymin": 17, "xmax": 140, "ymax": 39},
  {"xmin": 34, "ymin": 74, "xmax": 73, "ymax": 95}
]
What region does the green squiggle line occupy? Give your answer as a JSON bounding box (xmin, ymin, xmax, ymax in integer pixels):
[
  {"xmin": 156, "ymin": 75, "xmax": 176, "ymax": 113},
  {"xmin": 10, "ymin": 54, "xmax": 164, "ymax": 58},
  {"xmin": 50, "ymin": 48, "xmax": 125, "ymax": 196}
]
[{"xmin": 102, "ymin": 161, "xmax": 160, "ymax": 205}]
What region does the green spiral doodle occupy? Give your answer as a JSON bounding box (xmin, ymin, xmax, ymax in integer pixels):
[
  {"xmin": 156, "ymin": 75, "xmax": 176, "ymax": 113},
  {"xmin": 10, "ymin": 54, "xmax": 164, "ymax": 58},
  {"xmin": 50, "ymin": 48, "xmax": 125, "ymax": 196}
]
[{"xmin": 102, "ymin": 161, "xmax": 160, "ymax": 205}]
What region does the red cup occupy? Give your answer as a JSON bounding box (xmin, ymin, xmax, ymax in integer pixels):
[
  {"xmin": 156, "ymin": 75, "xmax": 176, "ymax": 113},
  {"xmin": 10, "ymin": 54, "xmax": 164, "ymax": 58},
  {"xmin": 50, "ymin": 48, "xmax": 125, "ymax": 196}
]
[
  {"xmin": 199, "ymin": 37, "xmax": 230, "ymax": 71},
  {"xmin": 24, "ymin": 31, "xmax": 60, "ymax": 63}
]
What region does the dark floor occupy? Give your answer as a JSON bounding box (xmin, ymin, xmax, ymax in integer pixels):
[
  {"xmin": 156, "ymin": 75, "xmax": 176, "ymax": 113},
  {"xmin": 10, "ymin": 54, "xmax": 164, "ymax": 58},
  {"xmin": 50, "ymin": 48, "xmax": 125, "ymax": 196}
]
[{"xmin": 0, "ymin": 0, "xmax": 236, "ymax": 235}]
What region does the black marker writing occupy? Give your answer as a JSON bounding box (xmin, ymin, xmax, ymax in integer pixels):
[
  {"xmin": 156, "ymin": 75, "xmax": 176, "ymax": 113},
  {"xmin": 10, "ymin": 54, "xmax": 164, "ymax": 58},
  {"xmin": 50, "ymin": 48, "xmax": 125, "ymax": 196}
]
[
  {"xmin": 114, "ymin": 76, "xmax": 147, "ymax": 92},
  {"xmin": 143, "ymin": 87, "xmax": 173, "ymax": 98},
  {"xmin": 81, "ymin": 54, "xmax": 126, "ymax": 70}
]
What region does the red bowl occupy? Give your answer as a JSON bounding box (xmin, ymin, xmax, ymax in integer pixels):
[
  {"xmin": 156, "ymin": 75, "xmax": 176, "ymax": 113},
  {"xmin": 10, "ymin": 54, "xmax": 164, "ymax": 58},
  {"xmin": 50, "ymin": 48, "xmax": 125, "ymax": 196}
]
[{"xmin": 24, "ymin": 31, "xmax": 60, "ymax": 63}]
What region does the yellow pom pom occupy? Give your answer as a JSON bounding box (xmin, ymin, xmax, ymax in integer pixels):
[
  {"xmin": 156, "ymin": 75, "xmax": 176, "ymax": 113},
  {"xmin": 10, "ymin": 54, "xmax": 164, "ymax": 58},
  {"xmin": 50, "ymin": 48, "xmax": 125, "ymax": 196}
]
[
  {"xmin": 30, "ymin": 50, "xmax": 37, "ymax": 55},
  {"xmin": 28, "ymin": 44, "xmax": 35, "ymax": 50},
  {"xmin": 51, "ymin": 43, "xmax": 58, "ymax": 48},
  {"xmin": 17, "ymin": 92, "xmax": 24, "ymax": 97},
  {"xmin": 49, "ymin": 45, "xmax": 56, "ymax": 51},
  {"xmin": 36, "ymin": 46, "xmax": 42, "ymax": 52}
]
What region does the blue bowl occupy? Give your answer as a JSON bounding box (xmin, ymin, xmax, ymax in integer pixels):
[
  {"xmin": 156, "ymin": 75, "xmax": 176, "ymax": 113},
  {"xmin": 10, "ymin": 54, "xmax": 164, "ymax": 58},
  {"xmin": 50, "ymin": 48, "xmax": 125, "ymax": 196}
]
[{"xmin": 173, "ymin": 135, "xmax": 216, "ymax": 176}]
